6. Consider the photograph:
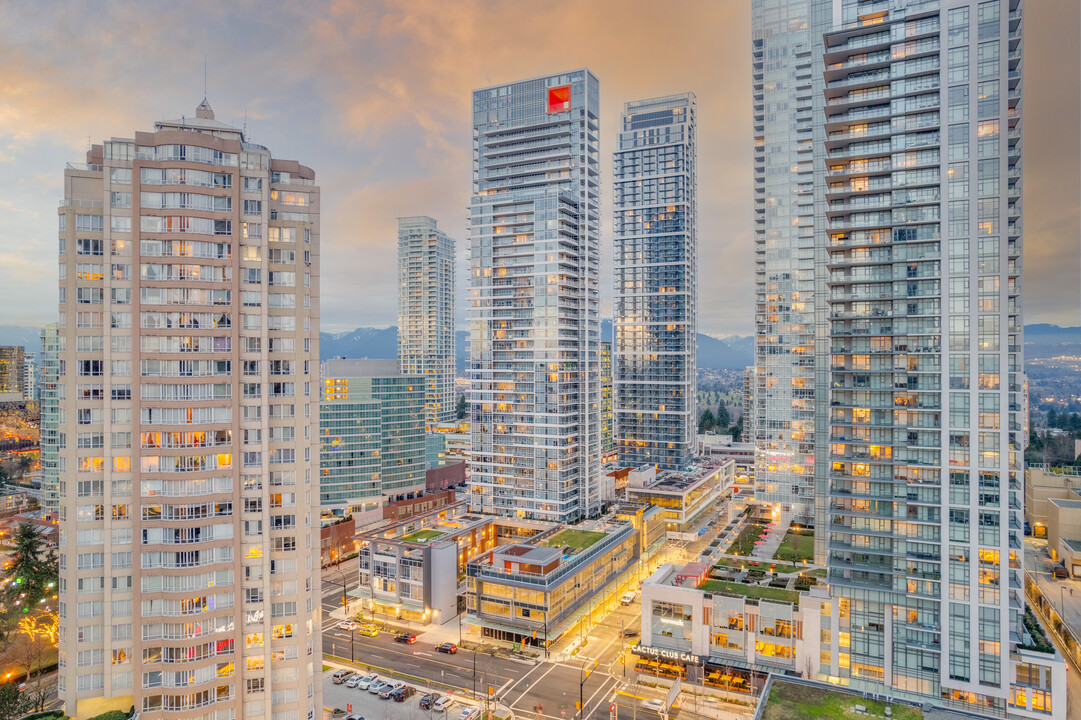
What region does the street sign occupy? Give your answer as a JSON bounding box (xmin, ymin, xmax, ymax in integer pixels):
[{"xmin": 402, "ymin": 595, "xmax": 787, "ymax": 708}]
[{"xmin": 346, "ymin": 704, "xmax": 352, "ymax": 713}]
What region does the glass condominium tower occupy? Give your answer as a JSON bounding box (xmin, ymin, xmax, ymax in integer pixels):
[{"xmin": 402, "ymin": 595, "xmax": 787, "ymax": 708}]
[
  {"xmin": 613, "ymin": 93, "xmax": 698, "ymax": 471},
  {"xmin": 56, "ymin": 101, "xmax": 321, "ymax": 720},
  {"xmin": 819, "ymin": 2, "xmax": 1063, "ymax": 717},
  {"xmin": 468, "ymin": 69, "xmax": 602, "ymax": 522},
  {"xmin": 397, "ymin": 216, "xmax": 455, "ymax": 428},
  {"xmin": 752, "ymin": 0, "xmax": 818, "ymax": 521}
]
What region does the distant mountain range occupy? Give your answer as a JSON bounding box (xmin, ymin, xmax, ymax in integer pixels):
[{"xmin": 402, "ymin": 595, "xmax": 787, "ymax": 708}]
[
  {"xmin": 320, "ymin": 320, "xmax": 756, "ymax": 370},
  {"xmin": 2, "ymin": 322, "xmax": 1076, "ymax": 369}
]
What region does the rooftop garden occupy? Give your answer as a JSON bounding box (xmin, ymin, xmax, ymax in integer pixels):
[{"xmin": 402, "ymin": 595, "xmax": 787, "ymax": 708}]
[
  {"xmin": 700, "ymin": 579, "xmax": 800, "ymax": 605},
  {"xmin": 401, "ymin": 529, "xmax": 445, "ymax": 543},
  {"xmin": 760, "ymin": 679, "xmax": 922, "ymax": 720},
  {"xmin": 727, "ymin": 522, "xmax": 765, "ymax": 556},
  {"xmin": 773, "ymin": 528, "xmax": 815, "ymax": 563},
  {"xmin": 543, "ymin": 529, "xmax": 606, "ymax": 554}
]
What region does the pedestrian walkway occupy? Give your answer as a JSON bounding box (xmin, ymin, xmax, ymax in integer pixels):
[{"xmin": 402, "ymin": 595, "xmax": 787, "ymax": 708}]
[{"xmin": 749, "ymin": 512, "xmax": 790, "ymax": 561}]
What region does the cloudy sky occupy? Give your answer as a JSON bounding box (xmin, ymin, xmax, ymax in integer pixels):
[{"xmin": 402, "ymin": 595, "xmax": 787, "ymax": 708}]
[{"xmin": 0, "ymin": 0, "xmax": 1077, "ymax": 336}]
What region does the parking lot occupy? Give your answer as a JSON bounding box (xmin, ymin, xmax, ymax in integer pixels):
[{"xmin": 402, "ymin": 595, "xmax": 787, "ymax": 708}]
[{"xmin": 323, "ymin": 668, "xmax": 483, "ymax": 720}]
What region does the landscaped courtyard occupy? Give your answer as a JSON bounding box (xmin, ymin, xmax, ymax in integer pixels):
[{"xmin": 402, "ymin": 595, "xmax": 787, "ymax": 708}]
[
  {"xmin": 772, "ymin": 529, "xmax": 814, "ymax": 563},
  {"xmin": 699, "ymin": 580, "xmax": 800, "ymax": 605},
  {"xmin": 727, "ymin": 522, "xmax": 765, "ymax": 556}
]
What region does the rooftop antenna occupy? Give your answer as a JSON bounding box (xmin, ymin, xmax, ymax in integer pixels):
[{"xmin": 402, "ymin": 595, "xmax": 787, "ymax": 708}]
[
  {"xmin": 203, "ymin": 54, "xmax": 207, "ymax": 102},
  {"xmin": 243, "ymin": 107, "xmax": 248, "ymax": 138}
]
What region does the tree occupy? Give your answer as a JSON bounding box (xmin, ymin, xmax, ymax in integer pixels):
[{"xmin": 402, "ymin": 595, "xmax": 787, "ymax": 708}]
[
  {"xmin": 730, "ymin": 416, "xmax": 743, "ymax": 442},
  {"xmin": 716, "ymin": 402, "xmax": 731, "ymax": 428},
  {"xmin": 455, "ymin": 394, "xmax": 467, "ymax": 420},
  {"xmin": 698, "ymin": 409, "xmax": 716, "ymax": 433},
  {"xmin": 0, "ymin": 681, "xmax": 27, "ymax": 720},
  {"xmin": 5, "ymin": 523, "xmax": 57, "ymax": 610}
]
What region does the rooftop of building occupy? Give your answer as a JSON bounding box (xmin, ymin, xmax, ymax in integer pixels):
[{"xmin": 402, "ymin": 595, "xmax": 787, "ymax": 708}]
[
  {"xmin": 755, "ymin": 677, "xmax": 924, "ymax": 720},
  {"xmin": 627, "ymin": 458, "xmax": 732, "ymax": 493},
  {"xmin": 492, "ymin": 544, "xmax": 562, "ymax": 565},
  {"xmin": 1062, "ymin": 538, "xmax": 1081, "ymax": 552},
  {"xmin": 1048, "ymin": 497, "xmax": 1081, "ymax": 510}
]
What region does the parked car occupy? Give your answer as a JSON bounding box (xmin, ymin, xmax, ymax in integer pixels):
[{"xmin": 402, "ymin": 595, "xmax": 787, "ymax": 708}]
[
  {"xmin": 395, "ymin": 632, "xmax": 418, "ymax": 644},
  {"xmin": 332, "ymin": 670, "xmax": 354, "ymax": 684},
  {"xmin": 358, "ymin": 625, "xmax": 379, "ymax": 637},
  {"xmin": 344, "ymin": 675, "xmax": 363, "ymax": 688},
  {"xmin": 420, "ymin": 692, "xmax": 442, "ymax": 709},
  {"xmin": 337, "ymin": 620, "xmax": 359, "ymax": 631},
  {"xmin": 433, "ymin": 695, "xmax": 456, "ymax": 713},
  {"xmin": 392, "ymin": 686, "xmax": 416, "ymax": 702},
  {"xmin": 368, "ymin": 680, "xmax": 389, "ymax": 695},
  {"xmin": 456, "ymin": 707, "xmax": 480, "ymax": 720},
  {"xmin": 356, "ymin": 674, "xmax": 378, "ymax": 690},
  {"xmin": 620, "ymin": 628, "xmax": 640, "ymax": 637},
  {"xmin": 436, "ymin": 642, "xmax": 458, "ymax": 654},
  {"xmin": 620, "ymin": 591, "xmax": 637, "ymax": 606},
  {"xmin": 344, "ymin": 715, "xmax": 365, "ymax": 720},
  {"xmin": 379, "ymin": 680, "xmax": 405, "ymax": 698}
]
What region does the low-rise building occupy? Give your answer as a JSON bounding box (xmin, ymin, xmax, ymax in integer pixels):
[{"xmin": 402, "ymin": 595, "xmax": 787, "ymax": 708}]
[
  {"xmin": 698, "ymin": 435, "xmax": 755, "ymax": 501},
  {"xmin": 1025, "ymin": 465, "xmax": 1081, "ymax": 539},
  {"xmin": 354, "ymin": 501, "xmax": 539, "ymax": 624},
  {"xmin": 625, "ymin": 459, "xmax": 733, "ymax": 535},
  {"xmin": 465, "ymin": 516, "xmax": 641, "ymax": 649}
]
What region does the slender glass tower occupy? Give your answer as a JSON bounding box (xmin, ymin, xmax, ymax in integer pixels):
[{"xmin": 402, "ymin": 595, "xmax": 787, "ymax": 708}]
[
  {"xmin": 56, "ymin": 101, "xmax": 321, "ymax": 720},
  {"xmin": 468, "ymin": 70, "xmax": 601, "ymax": 522},
  {"xmin": 752, "ymin": 0, "xmax": 818, "ymax": 522},
  {"xmin": 397, "ymin": 216, "xmax": 455, "ymax": 428},
  {"xmin": 613, "ymin": 93, "xmax": 698, "ymax": 471}
]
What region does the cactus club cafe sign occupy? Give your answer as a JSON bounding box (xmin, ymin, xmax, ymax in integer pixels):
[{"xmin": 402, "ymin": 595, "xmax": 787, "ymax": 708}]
[{"xmin": 634, "ymin": 644, "xmax": 703, "ymax": 666}]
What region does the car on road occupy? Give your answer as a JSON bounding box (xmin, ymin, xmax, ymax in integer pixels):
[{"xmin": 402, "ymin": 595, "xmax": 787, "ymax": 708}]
[
  {"xmin": 332, "ymin": 669, "xmax": 354, "ymax": 684},
  {"xmin": 391, "ymin": 686, "xmax": 416, "ymax": 702},
  {"xmin": 344, "ymin": 674, "xmax": 363, "ymax": 688},
  {"xmin": 420, "ymin": 692, "xmax": 442, "ymax": 709},
  {"xmin": 433, "ymin": 695, "xmax": 456, "ymax": 712},
  {"xmin": 620, "ymin": 590, "xmax": 638, "ymax": 605},
  {"xmin": 355, "ymin": 674, "xmax": 378, "ymax": 690},
  {"xmin": 641, "ymin": 698, "xmax": 666, "ymax": 712},
  {"xmin": 358, "ymin": 625, "xmax": 379, "ymax": 637},
  {"xmin": 456, "ymin": 707, "xmax": 480, "ymax": 720},
  {"xmin": 368, "ymin": 680, "xmax": 389, "ymax": 695},
  {"xmin": 337, "ymin": 620, "xmax": 359, "ymax": 631},
  {"xmin": 394, "ymin": 632, "xmax": 418, "ymax": 644},
  {"xmin": 620, "ymin": 628, "xmax": 640, "ymax": 637},
  {"xmin": 436, "ymin": 642, "xmax": 458, "ymax": 654},
  {"xmin": 379, "ymin": 680, "xmax": 405, "ymax": 698}
]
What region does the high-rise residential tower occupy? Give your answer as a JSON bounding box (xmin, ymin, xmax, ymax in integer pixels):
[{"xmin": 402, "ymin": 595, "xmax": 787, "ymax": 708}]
[
  {"xmin": 613, "ymin": 93, "xmax": 698, "ymax": 471},
  {"xmin": 56, "ymin": 101, "xmax": 321, "ymax": 720},
  {"xmin": 397, "ymin": 216, "xmax": 455, "ymax": 428},
  {"xmin": 752, "ymin": 0, "xmax": 818, "ymax": 522},
  {"xmin": 40, "ymin": 324, "xmax": 60, "ymax": 516},
  {"xmin": 468, "ymin": 70, "xmax": 601, "ymax": 522},
  {"xmin": 819, "ymin": 2, "xmax": 1063, "ymax": 717},
  {"xmin": 600, "ymin": 341, "xmax": 614, "ymax": 457},
  {"xmin": 319, "ymin": 358, "xmax": 426, "ymax": 512},
  {"xmin": 0, "ymin": 346, "xmax": 26, "ymax": 398}
]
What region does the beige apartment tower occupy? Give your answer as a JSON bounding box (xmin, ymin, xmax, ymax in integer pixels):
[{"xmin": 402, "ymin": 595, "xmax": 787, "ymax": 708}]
[{"xmin": 56, "ymin": 100, "xmax": 321, "ymax": 720}]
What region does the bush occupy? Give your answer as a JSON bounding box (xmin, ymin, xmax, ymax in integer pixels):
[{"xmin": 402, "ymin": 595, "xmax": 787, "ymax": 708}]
[{"xmin": 85, "ymin": 711, "xmax": 131, "ymax": 720}]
